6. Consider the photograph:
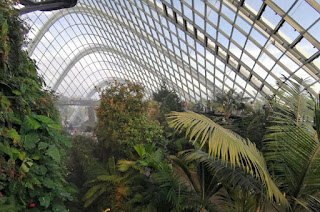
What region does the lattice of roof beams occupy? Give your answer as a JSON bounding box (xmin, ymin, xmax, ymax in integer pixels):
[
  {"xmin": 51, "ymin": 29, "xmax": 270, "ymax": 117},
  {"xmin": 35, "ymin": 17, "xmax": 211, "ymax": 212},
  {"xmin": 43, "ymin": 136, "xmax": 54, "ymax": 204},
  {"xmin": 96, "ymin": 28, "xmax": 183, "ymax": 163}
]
[{"xmin": 21, "ymin": 0, "xmax": 320, "ymax": 103}]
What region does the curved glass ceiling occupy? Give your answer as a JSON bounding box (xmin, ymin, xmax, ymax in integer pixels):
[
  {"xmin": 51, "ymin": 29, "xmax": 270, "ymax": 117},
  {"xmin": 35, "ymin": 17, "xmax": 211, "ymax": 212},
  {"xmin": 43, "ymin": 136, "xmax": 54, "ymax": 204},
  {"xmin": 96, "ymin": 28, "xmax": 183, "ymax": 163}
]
[{"xmin": 22, "ymin": 0, "xmax": 320, "ymax": 102}]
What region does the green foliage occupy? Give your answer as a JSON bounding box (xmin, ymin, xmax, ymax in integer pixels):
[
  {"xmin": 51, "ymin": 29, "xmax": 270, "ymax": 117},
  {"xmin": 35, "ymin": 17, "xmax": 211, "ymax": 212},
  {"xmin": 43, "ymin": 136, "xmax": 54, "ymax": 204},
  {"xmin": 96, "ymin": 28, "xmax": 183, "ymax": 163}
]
[
  {"xmin": 117, "ymin": 143, "xmax": 176, "ymax": 211},
  {"xmin": 213, "ymin": 89, "xmax": 252, "ymax": 119},
  {"xmin": 66, "ymin": 135, "xmax": 107, "ymax": 212},
  {"xmin": 168, "ymin": 111, "xmax": 288, "ymax": 206},
  {"xmin": 264, "ymin": 77, "xmax": 320, "ymax": 211},
  {"xmin": 95, "ymin": 81, "xmax": 165, "ymax": 161},
  {"xmin": 225, "ymin": 110, "xmax": 267, "ymax": 150},
  {"xmin": 153, "ymin": 82, "xmax": 184, "ymax": 114},
  {"xmin": 0, "ymin": 3, "xmax": 75, "ymax": 211}
]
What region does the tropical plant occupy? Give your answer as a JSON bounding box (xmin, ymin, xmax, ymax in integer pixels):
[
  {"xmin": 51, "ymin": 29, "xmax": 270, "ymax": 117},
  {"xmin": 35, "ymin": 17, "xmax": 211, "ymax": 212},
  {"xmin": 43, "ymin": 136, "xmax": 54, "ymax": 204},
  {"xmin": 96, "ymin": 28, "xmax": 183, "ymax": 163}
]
[
  {"xmin": 95, "ymin": 81, "xmax": 165, "ymax": 162},
  {"xmin": 214, "ymin": 89, "xmax": 251, "ymax": 119},
  {"xmin": 118, "ymin": 144, "xmax": 175, "ymax": 211},
  {"xmin": 66, "ymin": 135, "xmax": 105, "ymax": 212},
  {"xmin": 264, "ymin": 77, "xmax": 320, "ymax": 211},
  {"xmin": 226, "ymin": 109, "xmax": 268, "ymax": 150},
  {"xmin": 169, "ymin": 153, "xmax": 223, "ymax": 212},
  {"xmin": 83, "ymin": 157, "xmax": 129, "ymax": 210},
  {"xmin": 153, "ymin": 81, "xmax": 184, "ymax": 114},
  {"xmin": 167, "ymin": 111, "xmax": 288, "ymax": 208},
  {"xmin": 0, "ymin": 2, "xmax": 76, "ymax": 210},
  {"xmin": 175, "ymin": 149, "xmax": 271, "ymax": 211},
  {"xmin": 83, "ymin": 144, "xmax": 176, "ymax": 212}
]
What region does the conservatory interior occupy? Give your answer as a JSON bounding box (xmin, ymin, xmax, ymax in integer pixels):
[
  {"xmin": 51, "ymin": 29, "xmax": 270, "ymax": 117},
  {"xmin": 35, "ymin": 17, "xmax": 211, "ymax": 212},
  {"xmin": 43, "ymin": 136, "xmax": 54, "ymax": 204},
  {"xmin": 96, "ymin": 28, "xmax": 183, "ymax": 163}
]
[{"xmin": 0, "ymin": 0, "xmax": 320, "ymax": 211}]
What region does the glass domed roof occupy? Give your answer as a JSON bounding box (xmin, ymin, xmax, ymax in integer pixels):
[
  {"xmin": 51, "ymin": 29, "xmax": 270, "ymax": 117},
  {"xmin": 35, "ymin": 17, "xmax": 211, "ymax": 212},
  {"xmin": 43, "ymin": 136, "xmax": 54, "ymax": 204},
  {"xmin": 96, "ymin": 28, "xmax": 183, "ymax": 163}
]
[{"xmin": 21, "ymin": 0, "xmax": 320, "ymax": 103}]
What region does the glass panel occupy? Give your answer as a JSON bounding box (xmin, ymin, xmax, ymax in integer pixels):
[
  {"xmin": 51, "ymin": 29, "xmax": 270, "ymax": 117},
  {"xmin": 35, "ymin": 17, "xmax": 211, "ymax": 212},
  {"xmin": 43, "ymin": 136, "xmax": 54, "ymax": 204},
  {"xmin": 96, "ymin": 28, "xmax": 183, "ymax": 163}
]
[
  {"xmin": 295, "ymin": 37, "xmax": 318, "ymax": 59},
  {"xmin": 245, "ymin": 40, "xmax": 260, "ymax": 59},
  {"xmin": 219, "ymin": 17, "xmax": 232, "ymax": 37},
  {"xmin": 271, "ymin": 0, "xmax": 295, "ymax": 12},
  {"xmin": 235, "ymin": 16, "xmax": 251, "ymax": 34},
  {"xmin": 259, "ymin": 53, "xmax": 275, "ymax": 70},
  {"xmin": 289, "ymin": 1, "xmax": 320, "ymax": 29},
  {"xmin": 232, "ymin": 28, "xmax": 247, "ymax": 46},
  {"xmin": 244, "ymin": 0, "xmax": 263, "ymax": 15},
  {"xmin": 278, "ymin": 22, "xmax": 300, "ymax": 44},
  {"xmin": 261, "ymin": 6, "xmax": 282, "ymax": 30}
]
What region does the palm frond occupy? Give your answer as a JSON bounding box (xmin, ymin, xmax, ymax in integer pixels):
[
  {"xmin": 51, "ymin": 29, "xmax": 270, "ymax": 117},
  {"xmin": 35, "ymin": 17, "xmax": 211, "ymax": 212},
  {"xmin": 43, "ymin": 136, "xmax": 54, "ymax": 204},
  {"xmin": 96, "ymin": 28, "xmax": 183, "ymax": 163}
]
[
  {"xmin": 294, "ymin": 195, "xmax": 320, "ymax": 212},
  {"xmin": 168, "ymin": 111, "xmax": 287, "ymax": 206},
  {"xmin": 83, "ymin": 184, "xmax": 108, "ymax": 207},
  {"xmin": 264, "ymin": 77, "xmax": 320, "ymax": 209},
  {"xmin": 169, "ymin": 155, "xmax": 200, "ymax": 193},
  {"xmin": 183, "ymin": 150, "xmax": 264, "ymax": 196}
]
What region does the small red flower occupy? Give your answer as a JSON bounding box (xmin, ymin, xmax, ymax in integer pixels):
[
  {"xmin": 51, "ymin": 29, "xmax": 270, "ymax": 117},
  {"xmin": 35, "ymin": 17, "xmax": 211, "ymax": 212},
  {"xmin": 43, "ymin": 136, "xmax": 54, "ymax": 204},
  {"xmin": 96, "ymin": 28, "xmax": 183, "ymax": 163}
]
[
  {"xmin": 10, "ymin": 170, "xmax": 14, "ymax": 179},
  {"xmin": 27, "ymin": 201, "xmax": 36, "ymax": 208},
  {"xmin": 6, "ymin": 36, "xmax": 9, "ymax": 41},
  {"xmin": 0, "ymin": 192, "xmax": 3, "ymax": 198}
]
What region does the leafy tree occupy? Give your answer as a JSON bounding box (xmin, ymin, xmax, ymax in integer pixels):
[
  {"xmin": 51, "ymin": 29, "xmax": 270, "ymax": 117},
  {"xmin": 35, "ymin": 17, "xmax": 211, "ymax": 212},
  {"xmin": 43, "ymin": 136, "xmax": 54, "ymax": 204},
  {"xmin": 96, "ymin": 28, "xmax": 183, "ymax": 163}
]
[
  {"xmin": 95, "ymin": 81, "xmax": 165, "ymax": 161},
  {"xmin": 214, "ymin": 89, "xmax": 252, "ymax": 120},
  {"xmin": 152, "ymin": 82, "xmax": 188, "ymax": 156},
  {"xmin": 153, "ymin": 82, "xmax": 184, "ymax": 114}
]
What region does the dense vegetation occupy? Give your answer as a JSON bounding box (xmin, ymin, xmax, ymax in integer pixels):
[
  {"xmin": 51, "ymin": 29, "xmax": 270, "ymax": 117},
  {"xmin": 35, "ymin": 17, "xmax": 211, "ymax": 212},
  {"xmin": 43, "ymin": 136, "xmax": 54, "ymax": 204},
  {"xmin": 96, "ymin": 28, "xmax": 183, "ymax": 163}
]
[
  {"xmin": 0, "ymin": 1, "xmax": 76, "ymax": 211},
  {"xmin": 1, "ymin": 1, "xmax": 320, "ymax": 211},
  {"xmin": 66, "ymin": 77, "xmax": 320, "ymax": 211}
]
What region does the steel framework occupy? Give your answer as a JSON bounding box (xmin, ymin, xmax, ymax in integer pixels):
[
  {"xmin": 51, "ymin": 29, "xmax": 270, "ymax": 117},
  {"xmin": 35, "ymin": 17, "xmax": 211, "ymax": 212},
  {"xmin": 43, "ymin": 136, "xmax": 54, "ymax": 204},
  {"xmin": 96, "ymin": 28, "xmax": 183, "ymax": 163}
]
[{"xmin": 22, "ymin": 0, "xmax": 320, "ymax": 104}]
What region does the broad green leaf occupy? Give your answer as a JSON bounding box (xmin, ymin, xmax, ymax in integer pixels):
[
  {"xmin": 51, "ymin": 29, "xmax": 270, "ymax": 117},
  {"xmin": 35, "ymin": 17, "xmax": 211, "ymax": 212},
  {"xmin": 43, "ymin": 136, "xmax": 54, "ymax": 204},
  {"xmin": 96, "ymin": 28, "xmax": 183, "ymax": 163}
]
[
  {"xmin": 34, "ymin": 115, "xmax": 54, "ymax": 124},
  {"xmin": 7, "ymin": 128, "xmax": 20, "ymax": 144},
  {"xmin": 38, "ymin": 142, "xmax": 49, "ymax": 150},
  {"xmin": 52, "ymin": 203, "xmax": 67, "ymax": 212},
  {"xmin": 11, "ymin": 148, "xmax": 21, "ymax": 160},
  {"xmin": 23, "ymin": 116, "xmax": 41, "ymax": 131},
  {"xmin": 25, "ymin": 182, "xmax": 34, "ymax": 189},
  {"xmin": 39, "ymin": 194, "xmax": 51, "ymax": 208},
  {"xmin": 42, "ymin": 177, "xmax": 55, "ymax": 189},
  {"xmin": 31, "ymin": 164, "xmax": 47, "ymax": 175},
  {"xmin": 47, "ymin": 145, "xmax": 60, "ymax": 162},
  {"xmin": 24, "ymin": 132, "xmax": 39, "ymax": 150},
  {"xmin": 50, "ymin": 130, "xmax": 71, "ymax": 147},
  {"xmin": 18, "ymin": 151, "xmax": 26, "ymax": 160},
  {"xmin": 12, "ymin": 90, "xmax": 21, "ymax": 96},
  {"xmin": 31, "ymin": 152, "xmax": 41, "ymax": 160},
  {"xmin": 21, "ymin": 163, "xmax": 30, "ymax": 172},
  {"xmin": 48, "ymin": 124, "xmax": 61, "ymax": 130},
  {"xmin": 0, "ymin": 142, "xmax": 11, "ymax": 157}
]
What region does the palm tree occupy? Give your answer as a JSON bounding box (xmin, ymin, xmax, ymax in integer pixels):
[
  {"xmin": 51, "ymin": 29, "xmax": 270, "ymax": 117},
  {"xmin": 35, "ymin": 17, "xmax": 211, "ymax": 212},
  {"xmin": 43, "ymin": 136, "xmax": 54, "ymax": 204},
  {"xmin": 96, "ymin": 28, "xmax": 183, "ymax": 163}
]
[
  {"xmin": 263, "ymin": 77, "xmax": 320, "ymax": 211},
  {"xmin": 169, "ymin": 154, "xmax": 223, "ymax": 212},
  {"xmin": 167, "ymin": 111, "xmax": 288, "ymax": 208},
  {"xmin": 168, "ymin": 77, "xmax": 320, "ymax": 211},
  {"xmin": 83, "ymin": 157, "xmax": 129, "ymax": 210},
  {"xmin": 118, "ymin": 144, "xmax": 177, "ymax": 211},
  {"xmin": 215, "ymin": 89, "xmax": 251, "ymax": 119},
  {"xmin": 169, "ymin": 150, "xmax": 267, "ymax": 212}
]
